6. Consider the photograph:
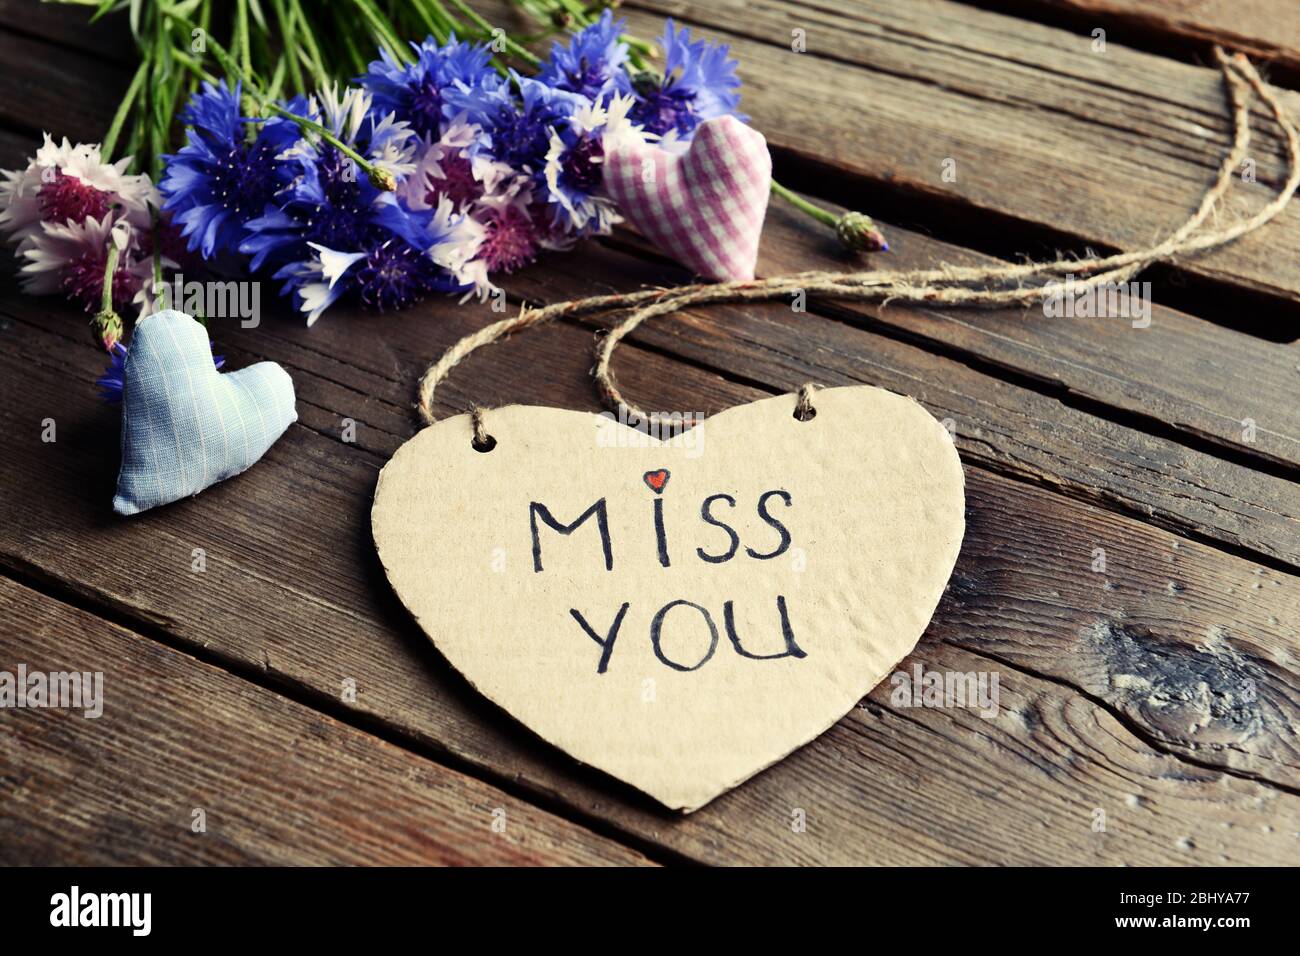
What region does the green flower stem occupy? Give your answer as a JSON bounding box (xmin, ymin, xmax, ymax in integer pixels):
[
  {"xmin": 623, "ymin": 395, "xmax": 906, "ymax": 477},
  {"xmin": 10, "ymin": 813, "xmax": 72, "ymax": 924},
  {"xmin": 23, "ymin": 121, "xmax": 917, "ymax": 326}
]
[
  {"xmin": 164, "ymin": 9, "xmax": 245, "ymax": 90},
  {"xmin": 770, "ymin": 179, "xmax": 888, "ymax": 252},
  {"xmin": 288, "ymin": 0, "xmax": 331, "ymax": 89},
  {"xmin": 269, "ymin": 0, "xmax": 305, "ymax": 93},
  {"xmin": 151, "ymin": 204, "xmax": 164, "ymax": 290},
  {"xmin": 236, "ymin": 0, "xmax": 253, "ymax": 82},
  {"xmin": 771, "ymin": 179, "xmax": 837, "ymax": 228},
  {"xmin": 185, "ymin": 0, "xmax": 213, "ymax": 103},
  {"xmin": 510, "ymin": 0, "xmax": 651, "ymax": 71},
  {"xmin": 101, "ymin": 241, "xmax": 120, "ymax": 316},
  {"xmin": 338, "ymin": 25, "xmax": 370, "ymax": 77},
  {"xmin": 554, "ymin": 0, "xmax": 588, "ymax": 24},
  {"xmin": 162, "ymin": 6, "xmax": 394, "ymax": 189},
  {"xmin": 409, "ymin": 1, "xmax": 451, "ymax": 45},
  {"xmin": 266, "ymin": 52, "xmax": 288, "ymax": 100},
  {"xmin": 92, "ymin": 235, "xmax": 124, "ymax": 348},
  {"xmin": 623, "ymin": 36, "xmax": 655, "ymax": 72},
  {"xmin": 172, "ymin": 49, "xmax": 217, "ymax": 85},
  {"xmin": 101, "ymin": 59, "xmax": 148, "ymax": 162},
  {"xmin": 348, "ymin": 0, "xmax": 409, "ymax": 65},
  {"xmin": 262, "ymin": 102, "xmax": 396, "ymax": 190}
]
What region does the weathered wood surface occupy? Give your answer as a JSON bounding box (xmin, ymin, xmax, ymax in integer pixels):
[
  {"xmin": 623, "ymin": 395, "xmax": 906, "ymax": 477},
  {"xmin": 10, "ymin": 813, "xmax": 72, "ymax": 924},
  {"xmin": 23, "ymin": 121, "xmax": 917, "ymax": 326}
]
[
  {"xmin": 986, "ymin": 0, "xmax": 1300, "ymax": 76},
  {"xmin": 3, "ymin": 35, "xmax": 1297, "ymax": 540},
  {"xmin": 0, "ymin": 578, "xmax": 653, "ymax": 866},
  {"xmin": 697, "ymin": 200, "xmax": 1300, "ymax": 474},
  {"xmin": 0, "ymin": 0, "xmax": 128, "ymax": 59},
  {"xmin": 0, "ymin": 0, "xmax": 1297, "ymax": 866},
  {"xmin": 623, "ymin": 0, "xmax": 1300, "ymax": 307},
  {"xmin": 2, "ymin": 291, "xmax": 1297, "ymax": 863},
  {"xmin": 3, "ymin": 20, "xmax": 1296, "ymax": 481}
]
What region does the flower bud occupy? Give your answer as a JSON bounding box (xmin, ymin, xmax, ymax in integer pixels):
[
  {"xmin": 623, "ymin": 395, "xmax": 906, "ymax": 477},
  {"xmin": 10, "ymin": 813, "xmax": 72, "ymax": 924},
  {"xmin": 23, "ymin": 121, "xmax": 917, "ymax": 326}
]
[
  {"xmin": 835, "ymin": 212, "xmax": 889, "ymax": 253},
  {"xmin": 93, "ymin": 308, "xmax": 123, "ymax": 351},
  {"xmin": 368, "ymin": 166, "xmax": 397, "ymax": 192}
]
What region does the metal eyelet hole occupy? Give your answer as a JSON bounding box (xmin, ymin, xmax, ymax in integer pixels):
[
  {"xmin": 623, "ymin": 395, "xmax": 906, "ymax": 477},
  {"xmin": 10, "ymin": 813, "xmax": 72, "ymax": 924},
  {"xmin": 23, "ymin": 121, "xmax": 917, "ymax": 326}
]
[
  {"xmin": 793, "ymin": 405, "xmax": 817, "ymax": 422},
  {"xmin": 472, "ymin": 434, "xmax": 498, "ymax": 453}
]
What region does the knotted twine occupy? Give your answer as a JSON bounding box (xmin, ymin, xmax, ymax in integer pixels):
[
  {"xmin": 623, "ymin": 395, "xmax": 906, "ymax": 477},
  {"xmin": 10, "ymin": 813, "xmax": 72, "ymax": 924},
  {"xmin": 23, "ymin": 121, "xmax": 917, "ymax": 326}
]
[{"xmin": 419, "ymin": 49, "xmax": 1299, "ymax": 433}]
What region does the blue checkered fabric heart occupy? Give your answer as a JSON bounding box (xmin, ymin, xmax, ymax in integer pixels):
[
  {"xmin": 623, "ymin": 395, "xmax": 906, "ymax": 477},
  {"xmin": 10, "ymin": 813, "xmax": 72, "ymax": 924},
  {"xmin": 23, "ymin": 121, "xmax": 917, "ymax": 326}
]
[{"xmin": 113, "ymin": 310, "xmax": 297, "ymax": 516}]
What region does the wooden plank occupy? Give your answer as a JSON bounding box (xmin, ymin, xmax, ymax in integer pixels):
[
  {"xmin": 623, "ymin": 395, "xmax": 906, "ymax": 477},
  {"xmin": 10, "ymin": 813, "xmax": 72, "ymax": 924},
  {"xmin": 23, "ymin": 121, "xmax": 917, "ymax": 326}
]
[
  {"xmin": 0, "ymin": 0, "xmax": 131, "ymax": 62},
  {"xmin": 620, "ymin": 0, "xmax": 1300, "ymax": 307},
  {"xmin": 0, "ymin": 28, "xmax": 128, "ymax": 144},
  {"xmin": 0, "ymin": 577, "xmax": 653, "ymax": 865},
  {"xmin": 3, "ymin": 17, "xmax": 1296, "ymax": 564},
  {"xmin": 985, "ymin": 0, "xmax": 1300, "ymax": 77},
  {"xmin": 0, "ymin": 0, "xmax": 1294, "ymax": 863},
  {"xmin": 0, "ymin": 294, "xmax": 1295, "ymax": 863},
  {"xmin": 3, "ymin": 3, "xmax": 1296, "ymax": 483},
  {"xmin": 193, "ymin": 262, "xmax": 1300, "ymax": 784}
]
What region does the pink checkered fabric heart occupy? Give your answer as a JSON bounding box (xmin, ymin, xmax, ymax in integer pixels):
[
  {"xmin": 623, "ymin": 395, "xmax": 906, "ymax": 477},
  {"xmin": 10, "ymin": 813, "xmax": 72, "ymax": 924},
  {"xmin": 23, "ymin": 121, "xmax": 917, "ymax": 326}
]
[{"xmin": 604, "ymin": 116, "xmax": 772, "ymax": 281}]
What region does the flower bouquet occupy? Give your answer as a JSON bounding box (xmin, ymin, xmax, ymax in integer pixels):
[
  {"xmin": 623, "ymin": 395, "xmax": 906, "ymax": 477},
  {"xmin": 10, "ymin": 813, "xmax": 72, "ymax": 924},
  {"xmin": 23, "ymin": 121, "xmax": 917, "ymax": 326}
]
[{"xmin": 1, "ymin": 0, "xmax": 885, "ymax": 382}]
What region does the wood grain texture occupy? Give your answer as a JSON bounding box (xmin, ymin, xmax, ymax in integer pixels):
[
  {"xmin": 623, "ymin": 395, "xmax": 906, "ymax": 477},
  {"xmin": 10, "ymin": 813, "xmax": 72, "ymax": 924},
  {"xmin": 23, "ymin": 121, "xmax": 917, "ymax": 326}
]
[
  {"xmin": 2, "ymin": 4, "xmax": 1296, "ymax": 480},
  {"xmin": 735, "ymin": 200, "xmax": 1300, "ymax": 473},
  {"xmin": 0, "ymin": 294, "xmax": 1295, "ymax": 864},
  {"xmin": 0, "ymin": 578, "xmax": 653, "ymax": 866},
  {"xmin": 0, "ymin": 0, "xmax": 130, "ymax": 61},
  {"xmin": 985, "ymin": 0, "xmax": 1300, "ymax": 75},
  {"xmin": 0, "ymin": 0, "xmax": 1296, "ymax": 867},
  {"xmin": 0, "ymin": 28, "xmax": 128, "ymax": 143},
  {"xmin": 4, "ymin": 22, "xmax": 1296, "ymax": 561},
  {"xmin": 622, "ymin": 0, "xmax": 1300, "ymax": 306}
]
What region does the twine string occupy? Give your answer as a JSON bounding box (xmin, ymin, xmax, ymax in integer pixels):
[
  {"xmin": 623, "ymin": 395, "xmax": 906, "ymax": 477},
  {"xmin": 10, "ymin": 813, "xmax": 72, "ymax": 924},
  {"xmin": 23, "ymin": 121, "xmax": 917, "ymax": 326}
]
[{"xmin": 417, "ymin": 50, "xmax": 1297, "ymax": 434}]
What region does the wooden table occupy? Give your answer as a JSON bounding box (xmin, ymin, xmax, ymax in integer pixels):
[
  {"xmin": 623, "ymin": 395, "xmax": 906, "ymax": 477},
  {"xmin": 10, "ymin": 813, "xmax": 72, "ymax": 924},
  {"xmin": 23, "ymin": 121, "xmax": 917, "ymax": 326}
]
[{"xmin": 1, "ymin": 0, "xmax": 1297, "ymax": 866}]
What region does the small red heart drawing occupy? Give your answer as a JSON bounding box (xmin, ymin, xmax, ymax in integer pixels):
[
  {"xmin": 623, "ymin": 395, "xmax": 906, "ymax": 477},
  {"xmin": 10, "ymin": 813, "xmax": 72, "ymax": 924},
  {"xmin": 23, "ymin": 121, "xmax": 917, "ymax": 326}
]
[{"xmin": 643, "ymin": 469, "xmax": 671, "ymax": 494}]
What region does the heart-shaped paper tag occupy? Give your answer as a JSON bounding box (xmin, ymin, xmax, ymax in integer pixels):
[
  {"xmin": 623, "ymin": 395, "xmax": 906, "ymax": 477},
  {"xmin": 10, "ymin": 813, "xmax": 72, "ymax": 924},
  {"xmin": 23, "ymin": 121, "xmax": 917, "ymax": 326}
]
[
  {"xmin": 113, "ymin": 310, "xmax": 297, "ymax": 516},
  {"xmin": 373, "ymin": 386, "xmax": 964, "ymax": 811},
  {"xmin": 603, "ymin": 115, "xmax": 772, "ymax": 281}
]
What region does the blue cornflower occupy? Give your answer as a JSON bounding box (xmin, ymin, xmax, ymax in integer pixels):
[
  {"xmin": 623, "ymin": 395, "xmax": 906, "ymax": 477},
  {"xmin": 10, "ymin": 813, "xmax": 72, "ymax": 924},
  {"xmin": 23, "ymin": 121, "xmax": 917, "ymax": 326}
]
[
  {"xmin": 241, "ymin": 87, "xmax": 420, "ymax": 279},
  {"xmin": 95, "ymin": 343, "xmax": 128, "ymax": 403},
  {"xmin": 449, "ymin": 75, "xmax": 589, "ymax": 175},
  {"xmin": 358, "ymin": 36, "xmax": 500, "ymax": 139},
  {"xmin": 630, "ymin": 20, "xmax": 744, "ymax": 140},
  {"xmin": 261, "ymin": 144, "xmax": 387, "ymax": 256},
  {"xmin": 245, "ymin": 145, "xmax": 407, "ymax": 322},
  {"xmin": 537, "ymin": 10, "xmax": 632, "ymax": 103},
  {"xmin": 353, "ymin": 237, "xmax": 450, "ymax": 312},
  {"xmin": 243, "ymin": 87, "xmax": 482, "ymax": 324},
  {"xmin": 543, "ymin": 95, "xmax": 642, "ymax": 238},
  {"xmin": 97, "ymin": 340, "xmax": 224, "ymax": 404},
  {"xmin": 269, "ymin": 195, "xmax": 482, "ymax": 324},
  {"xmin": 160, "ymin": 81, "xmax": 301, "ymax": 260}
]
